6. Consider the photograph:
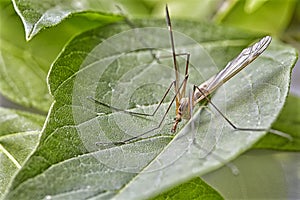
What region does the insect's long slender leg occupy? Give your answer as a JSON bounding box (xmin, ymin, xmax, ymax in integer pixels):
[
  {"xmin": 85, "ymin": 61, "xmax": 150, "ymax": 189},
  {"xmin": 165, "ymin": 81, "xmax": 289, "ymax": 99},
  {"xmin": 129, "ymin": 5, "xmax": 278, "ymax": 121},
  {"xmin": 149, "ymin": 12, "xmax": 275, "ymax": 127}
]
[
  {"xmin": 166, "ymin": 5, "xmax": 180, "ymax": 109},
  {"xmin": 181, "ymin": 53, "xmax": 190, "ymax": 98},
  {"xmin": 188, "ymin": 89, "xmax": 195, "ymax": 139},
  {"xmin": 88, "ymin": 79, "xmax": 176, "ymax": 117},
  {"xmin": 193, "ymin": 85, "xmax": 293, "ymax": 140},
  {"xmin": 96, "ymin": 75, "xmax": 189, "ymax": 145}
]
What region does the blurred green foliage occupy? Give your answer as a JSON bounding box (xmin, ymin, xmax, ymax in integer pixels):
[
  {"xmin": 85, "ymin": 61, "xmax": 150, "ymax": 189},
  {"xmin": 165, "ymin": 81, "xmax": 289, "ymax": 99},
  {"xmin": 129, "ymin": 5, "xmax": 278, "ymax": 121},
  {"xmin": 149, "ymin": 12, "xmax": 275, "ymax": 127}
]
[{"xmin": 123, "ymin": 0, "xmax": 300, "ymax": 50}]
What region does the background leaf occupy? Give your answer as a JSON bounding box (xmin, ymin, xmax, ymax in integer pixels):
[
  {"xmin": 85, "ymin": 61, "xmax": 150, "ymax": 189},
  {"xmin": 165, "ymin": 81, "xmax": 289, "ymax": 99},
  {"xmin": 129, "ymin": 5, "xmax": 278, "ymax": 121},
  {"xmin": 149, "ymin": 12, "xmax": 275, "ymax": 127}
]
[
  {"xmin": 282, "ymin": 1, "xmax": 300, "ymax": 51},
  {"xmin": 12, "ymin": 0, "xmax": 162, "ymax": 40},
  {"xmin": 202, "ymin": 149, "xmax": 300, "ymax": 199},
  {"xmin": 3, "ymin": 18, "xmax": 296, "ymax": 200},
  {"xmin": 214, "ymin": 0, "xmax": 296, "ymax": 36},
  {"xmin": 151, "ymin": 177, "xmax": 222, "ymax": 200},
  {"xmin": 0, "ymin": 107, "xmax": 44, "ymax": 199},
  {"xmin": 0, "ymin": 1, "xmax": 120, "ymax": 112},
  {"xmin": 143, "ymin": 0, "xmax": 222, "ymax": 20}
]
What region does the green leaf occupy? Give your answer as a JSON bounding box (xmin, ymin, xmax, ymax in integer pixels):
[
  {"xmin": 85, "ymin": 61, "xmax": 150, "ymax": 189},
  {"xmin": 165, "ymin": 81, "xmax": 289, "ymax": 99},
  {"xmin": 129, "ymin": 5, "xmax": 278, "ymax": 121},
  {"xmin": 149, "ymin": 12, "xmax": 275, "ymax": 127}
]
[
  {"xmin": 244, "ymin": 0, "xmax": 270, "ymax": 13},
  {"xmin": 202, "ymin": 149, "xmax": 299, "ymax": 199},
  {"xmin": 147, "ymin": 0, "xmax": 222, "ymax": 20},
  {"xmin": 0, "ymin": 1, "xmax": 120, "ymax": 112},
  {"xmin": 151, "ymin": 177, "xmax": 223, "ymax": 200},
  {"xmin": 214, "ymin": 0, "xmax": 296, "ymax": 36},
  {"xmin": 282, "ymin": 1, "xmax": 300, "ymax": 51},
  {"xmin": 0, "ymin": 107, "xmax": 45, "ymax": 199},
  {"xmin": 4, "ymin": 19, "xmax": 297, "ymax": 200},
  {"xmin": 0, "ymin": 1, "xmax": 51, "ymax": 112},
  {"xmin": 12, "ymin": 0, "xmax": 127, "ymax": 40},
  {"xmin": 254, "ymin": 94, "xmax": 300, "ymax": 150}
]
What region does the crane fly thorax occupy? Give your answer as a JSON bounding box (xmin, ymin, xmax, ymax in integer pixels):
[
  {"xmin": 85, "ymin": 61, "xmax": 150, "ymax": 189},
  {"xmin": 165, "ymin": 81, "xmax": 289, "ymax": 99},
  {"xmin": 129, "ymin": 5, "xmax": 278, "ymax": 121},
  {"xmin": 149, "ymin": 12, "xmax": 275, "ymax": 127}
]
[
  {"xmin": 178, "ymin": 97, "xmax": 191, "ymax": 119},
  {"xmin": 193, "ymin": 85, "xmax": 210, "ymax": 104}
]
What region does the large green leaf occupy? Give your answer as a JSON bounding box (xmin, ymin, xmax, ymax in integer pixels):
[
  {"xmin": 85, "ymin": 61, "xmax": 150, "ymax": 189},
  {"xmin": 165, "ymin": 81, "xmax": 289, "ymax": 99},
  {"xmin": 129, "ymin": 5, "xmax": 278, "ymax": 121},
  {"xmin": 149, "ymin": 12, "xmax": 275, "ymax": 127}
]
[
  {"xmin": 0, "ymin": 107, "xmax": 45, "ymax": 199},
  {"xmin": 0, "ymin": 1, "xmax": 120, "ymax": 112},
  {"xmin": 4, "ymin": 19, "xmax": 297, "ymax": 200}
]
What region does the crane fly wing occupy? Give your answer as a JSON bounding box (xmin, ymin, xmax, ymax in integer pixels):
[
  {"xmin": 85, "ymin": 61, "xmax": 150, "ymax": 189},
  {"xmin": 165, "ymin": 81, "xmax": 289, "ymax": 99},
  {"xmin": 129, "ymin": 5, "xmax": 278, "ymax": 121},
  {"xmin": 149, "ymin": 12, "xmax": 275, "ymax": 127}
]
[{"xmin": 195, "ymin": 36, "xmax": 272, "ymax": 102}]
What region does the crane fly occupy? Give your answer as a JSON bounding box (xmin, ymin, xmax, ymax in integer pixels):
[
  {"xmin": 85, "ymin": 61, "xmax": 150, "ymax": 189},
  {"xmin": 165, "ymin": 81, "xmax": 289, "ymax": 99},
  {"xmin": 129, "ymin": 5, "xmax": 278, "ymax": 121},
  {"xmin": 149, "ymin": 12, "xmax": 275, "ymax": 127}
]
[{"xmin": 89, "ymin": 5, "xmax": 289, "ymax": 146}]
